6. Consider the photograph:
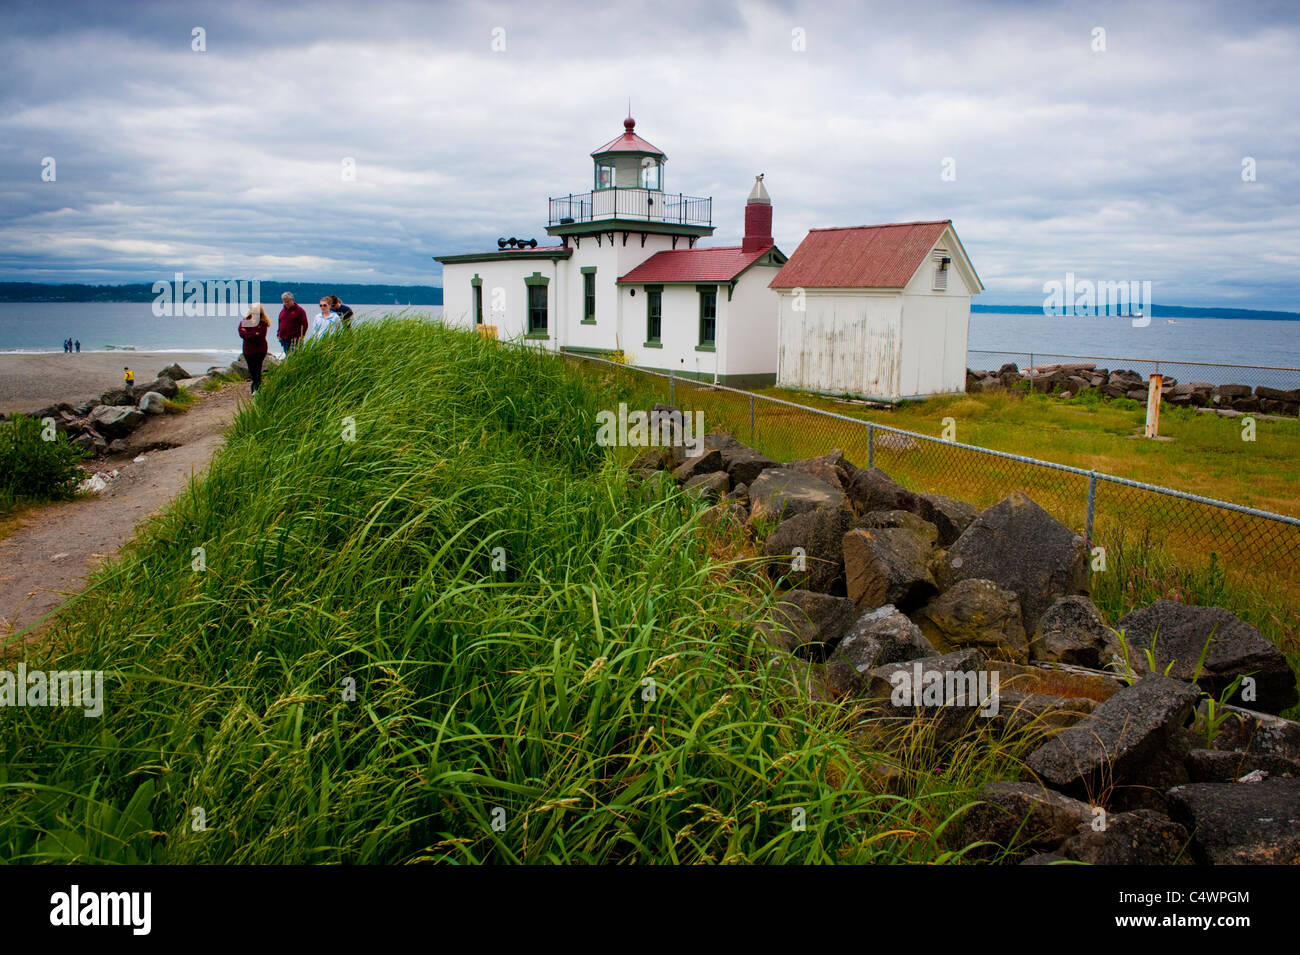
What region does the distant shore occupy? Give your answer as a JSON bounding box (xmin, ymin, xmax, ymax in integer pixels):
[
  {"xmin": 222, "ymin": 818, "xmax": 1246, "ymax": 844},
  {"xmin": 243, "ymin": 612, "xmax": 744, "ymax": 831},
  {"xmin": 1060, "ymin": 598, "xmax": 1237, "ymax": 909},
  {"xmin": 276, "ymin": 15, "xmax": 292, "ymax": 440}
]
[{"xmin": 0, "ymin": 351, "xmax": 235, "ymax": 413}]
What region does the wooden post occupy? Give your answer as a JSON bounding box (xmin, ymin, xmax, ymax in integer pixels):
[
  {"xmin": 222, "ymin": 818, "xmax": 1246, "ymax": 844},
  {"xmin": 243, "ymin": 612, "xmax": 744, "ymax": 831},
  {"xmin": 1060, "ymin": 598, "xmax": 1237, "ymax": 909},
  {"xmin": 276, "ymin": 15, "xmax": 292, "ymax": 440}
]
[{"xmin": 1145, "ymin": 373, "xmax": 1162, "ymax": 438}]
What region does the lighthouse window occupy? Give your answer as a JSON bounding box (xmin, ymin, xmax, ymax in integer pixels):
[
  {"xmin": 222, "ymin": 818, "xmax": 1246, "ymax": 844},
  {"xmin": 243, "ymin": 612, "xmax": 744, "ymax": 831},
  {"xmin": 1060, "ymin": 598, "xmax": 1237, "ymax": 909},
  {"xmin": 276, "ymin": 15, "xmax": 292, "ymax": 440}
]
[
  {"xmin": 697, "ymin": 286, "xmax": 716, "ymax": 347},
  {"xmin": 640, "ymin": 161, "xmax": 661, "ymax": 190},
  {"xmin": 527, "ymin": 284, "xmax": 548, "ymax": 335},
  {"xmin": 595, "ymin": 162, "xmax": 615, "ymax": 190},
  {"xmin": 646, "ymin": 286, "xmax": 662, "ymax": 343}
]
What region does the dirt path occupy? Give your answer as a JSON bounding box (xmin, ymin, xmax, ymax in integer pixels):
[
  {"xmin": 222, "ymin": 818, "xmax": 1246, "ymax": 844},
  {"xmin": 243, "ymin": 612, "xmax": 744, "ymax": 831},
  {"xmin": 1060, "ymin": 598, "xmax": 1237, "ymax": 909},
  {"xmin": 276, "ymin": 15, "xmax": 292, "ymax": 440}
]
[{"xmin": 0, "ymin": 383, "xmax": 248, "ymax": 642}]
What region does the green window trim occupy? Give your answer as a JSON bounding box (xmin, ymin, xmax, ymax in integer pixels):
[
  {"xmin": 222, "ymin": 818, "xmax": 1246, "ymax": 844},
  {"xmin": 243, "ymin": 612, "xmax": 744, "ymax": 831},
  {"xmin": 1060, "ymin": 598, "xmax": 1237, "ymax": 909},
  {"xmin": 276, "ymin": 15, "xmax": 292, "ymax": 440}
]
[
  {"xmin": 582, "ymin": 268, "xmax": 597, "ymax": 324},
  {"xmin": 524, "ymin": 271, "xmax": 551, "ymax": 286},
  {"xmin": 524, "ymin": 332, "xmax": 551, "ymax": 340},
  {"xmin": 697, "ymin": 284, "xmax": 717, "ymax": 347},
  {"xmin": 526, "ymin": 281, "xmax": 548, "ymax": 335},
  {"xmin": 645, "ymin": 284, "xmax": 662, "ymax": 346},
  {"xmin": 642, "ymin": 340, "xmax": 663, "ymax": 349}
]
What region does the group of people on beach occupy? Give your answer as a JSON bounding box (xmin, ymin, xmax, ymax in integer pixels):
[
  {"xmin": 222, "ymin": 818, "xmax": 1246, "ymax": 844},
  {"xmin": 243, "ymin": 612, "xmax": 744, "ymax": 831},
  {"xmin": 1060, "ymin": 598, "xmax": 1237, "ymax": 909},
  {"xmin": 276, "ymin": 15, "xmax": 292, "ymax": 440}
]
[
  {"xmin": 237, "ymin": 292, "xmax": 354, "ymax": 395},
  {"xmin": 61, "ymin": 337, "xmax": 80, "ymax": 353}
]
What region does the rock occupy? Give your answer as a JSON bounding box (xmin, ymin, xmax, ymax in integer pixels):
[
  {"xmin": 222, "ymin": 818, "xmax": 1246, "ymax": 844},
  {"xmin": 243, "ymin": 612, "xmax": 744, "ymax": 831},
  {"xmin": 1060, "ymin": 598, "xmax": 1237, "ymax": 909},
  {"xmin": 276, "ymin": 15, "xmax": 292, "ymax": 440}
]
[
  {"xmin": 671, "ymin": 448, "xmax": 723, "ymax": 484},
  {"xmin": 1167, "ymin": 778, "xmax": 1300, "ymax": 864},
  {"xmin": 1032, "ymin": 595, "xmax": 1116, "ymax": 668},
  {"xmin": 133, "ymin": 375, "xmax": 178, "ymax": 399},
  {"xmin": 88, "ymin": 404, "xmax": 146, "ymax": 438},
  {"xmin": 1215, "ymin": 383, "xmax": 1252, "ymax": 400},
  {"xmin": 1115, "ymin": 600, "xmax": 1298, "ymax": 714},
  {"xmin": 845, "ymin": 467, "xmax": 922, "ymax": 515},
  {"xmin": 863, "ymin": 649, "xmax": 997, "ymax": 741},
  {"xmin": 786, "ymin": 449, "xmax": 857, "ymax": 491},
  {"xmin": 99, "ymin": 387, "xmax": 136, "ymax": 407},
  {"xmin": 914, "ymin": 578, "xmax": 1029, "ymax": 663},
  {"xmin": 138, "ymin": 391, "xmax": 167, "ymax": 415},
  {"xmin": 71, "ymin": 430, "xmax": 105, "ymax": 454},
  {"xmin": 763, "ymin": 508, "xmax": 852, "ymax": 592},
  {"xmin": 1184, "ymin": 748, "xmax": 1300, "ymax": 783},
  {"xmin": 77, "ymin": 473, "xmax": 109, "ymax": 494},
  {"xmin": 629, "ymin": 449, "xmax": 671, "ymax": 471},
  {"xmin": 158, "ymin": 362, "xmax": 190, "ymax": 381},
  {"xmin": 843, "ymin": 527, "xmax": 936, "ymax": 613},
  {"xmin": 757, "ymin": 590, "xmax": 857, "ymax": 653},
  {"xmin": 748, "ymin": 468, "xmax": 847, "ymax": 523},
  {"xmin": 993, "ymin": 660, "xmax": 1126, "ymax": 703},
  {"xmin": 825, "ymin": 605, "xmax": 935, "ymax": 697},
  {"xmin": 701, "ymin": 433, "xmax": 780, "ymax": 486},
  {"xmin": 955, "ymin": 780, "xmax": 1094, "ymax": 859},
  {"xmin": 1255, "ymin": 386, "xmax": 1300, "ymax": 403},
  {"xmin": 994, "ymin": 690, "xmax": 1098, "ymax": 733},
  {"xmin": 1025, "ymin": 675, "xmax": 1201, "ymax": 802},
  {"xmin": 1061, "ymin": 809, "xmax": 1192, "ymax": 865},
  {"xmin": 1259, "ymin": 398, "xmax": 1299, "ymax": 416},
  {"xmin": 107, "ymin": 439, "xmax": 129, "ymax": 454},
  {"xmin": 230, "ymin": 355, "xmax": 252, "ymax": 380},
  {"xmin": 1191, "ymin": 702, "xmax": 1300, "ymax": 763},
  {"xmin": 683, "ymin": 470, "xmax": 729, "ymax": 503},
  {"xmin": 855, "ymin": 509, "xmax": 938, "ymax": 544},
  {"xmin": 940, "ymin": 491, "xmax": 1088, "ymax": 634},
  {"xmin": 700, "ymin": 500, "xmax": 748, "ymax": 529},
  {"xmin": 916, "ymin": 493, "xmax": 978, "ymax": 546}
]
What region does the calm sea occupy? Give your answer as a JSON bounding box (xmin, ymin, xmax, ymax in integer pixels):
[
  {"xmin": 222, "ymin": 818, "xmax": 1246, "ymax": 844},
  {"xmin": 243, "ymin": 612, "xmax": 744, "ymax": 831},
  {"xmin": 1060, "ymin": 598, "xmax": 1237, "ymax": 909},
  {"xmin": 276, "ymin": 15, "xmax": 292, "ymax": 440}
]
[
  {"xmin": 1, "ymin": 303, "xmax": 1296, "ymax": 385},
  {"xmin": 0, "ymin": 303, "xmax": 442, "ymax": 356}
]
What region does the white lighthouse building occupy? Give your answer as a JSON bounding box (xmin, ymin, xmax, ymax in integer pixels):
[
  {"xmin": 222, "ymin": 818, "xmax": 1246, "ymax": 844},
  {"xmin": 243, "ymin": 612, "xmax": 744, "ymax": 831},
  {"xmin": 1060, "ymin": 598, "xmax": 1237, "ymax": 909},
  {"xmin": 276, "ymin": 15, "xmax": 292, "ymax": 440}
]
[{"xmin": 435, "ymin": 116, "xmax": 788, "ymax": 387}]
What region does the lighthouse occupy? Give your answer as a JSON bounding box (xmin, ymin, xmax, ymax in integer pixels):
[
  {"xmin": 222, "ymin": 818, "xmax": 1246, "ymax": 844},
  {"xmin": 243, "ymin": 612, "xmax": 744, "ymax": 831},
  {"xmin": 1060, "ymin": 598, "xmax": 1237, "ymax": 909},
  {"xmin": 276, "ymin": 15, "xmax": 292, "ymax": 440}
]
[{"xmin": 435, "ymin": 116, "xmax": 788, "ymax": 387}]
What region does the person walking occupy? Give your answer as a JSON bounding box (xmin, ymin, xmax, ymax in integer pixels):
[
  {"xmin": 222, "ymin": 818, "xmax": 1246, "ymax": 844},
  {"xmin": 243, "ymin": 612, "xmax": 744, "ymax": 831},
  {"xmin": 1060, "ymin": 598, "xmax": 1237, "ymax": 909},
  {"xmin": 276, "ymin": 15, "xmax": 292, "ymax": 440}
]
[
  {"xmin": 311, "ymin": 298, "xmax": 341, "ymax": 341},
  {"xmin": 328, "ymin": 296, "xmax": 354, "ymax": 330},
  {"xmin": 123, "ymin": 367, "xmax": 135, "ymax": 389},
  {"xmin": 239, "ymin": 304, "xmax": 271, "ymax": 396},
  {"xmin": 74, "ymin": 340, "xmax": 81, "ymax": 353},
  {"xmin": 277, "ymin": 291, "xmax": 308, "ymax": 356}
]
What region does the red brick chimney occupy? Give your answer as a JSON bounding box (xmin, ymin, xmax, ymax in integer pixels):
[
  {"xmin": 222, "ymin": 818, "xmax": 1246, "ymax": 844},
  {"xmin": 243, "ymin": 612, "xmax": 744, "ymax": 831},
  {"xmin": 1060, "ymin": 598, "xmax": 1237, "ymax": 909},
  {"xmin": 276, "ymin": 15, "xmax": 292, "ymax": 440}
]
[{"xmin": 742, "ymin": 174, "xmax": 772, "ymax": 253}]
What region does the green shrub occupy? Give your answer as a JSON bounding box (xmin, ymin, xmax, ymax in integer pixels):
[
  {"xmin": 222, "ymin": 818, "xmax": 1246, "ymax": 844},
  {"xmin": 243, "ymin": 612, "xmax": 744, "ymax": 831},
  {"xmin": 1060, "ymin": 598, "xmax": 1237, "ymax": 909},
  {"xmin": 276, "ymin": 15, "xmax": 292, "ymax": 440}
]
[{"xmin": 0, "ymin": 414, "xmax": 85, "ymax": 512}]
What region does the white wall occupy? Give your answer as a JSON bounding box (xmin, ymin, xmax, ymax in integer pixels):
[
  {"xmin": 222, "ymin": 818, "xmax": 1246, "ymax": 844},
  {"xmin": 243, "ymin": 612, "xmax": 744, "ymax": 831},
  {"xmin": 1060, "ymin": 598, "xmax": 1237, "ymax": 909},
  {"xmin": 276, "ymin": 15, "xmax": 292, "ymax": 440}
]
[
  {"xmin": 776, "ymin": 290, "xmax": 904, "ymax": 398},
  {"xmin": 722, "ymin": 265, "xmax": 782, "ymax": 377},
  {"xmin": 897, "ymin": 232, "xmax": 973, "ymax": 397}
]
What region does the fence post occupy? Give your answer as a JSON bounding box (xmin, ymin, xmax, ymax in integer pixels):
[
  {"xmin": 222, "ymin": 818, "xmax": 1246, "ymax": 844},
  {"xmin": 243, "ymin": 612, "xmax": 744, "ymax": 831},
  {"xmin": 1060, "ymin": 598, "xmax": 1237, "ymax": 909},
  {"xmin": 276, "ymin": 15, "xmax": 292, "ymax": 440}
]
[
  {"xmin": 867, "ymin": 423, "xmax": 875, "ymax": 469},
  {"xmin": 1029, "ymin": 352, "xmax": 1035, "ymax": 372},
  {"xmin": 669, "ymin": 370, "xmax": 675, "ymax": 405},
  {"xmin": 749, "ymin": 393, "xmax": 755, "ymax": 444},
  {"xmin": 1086, "ymin": 471, "xmax": 1097, "ymax": 545}
]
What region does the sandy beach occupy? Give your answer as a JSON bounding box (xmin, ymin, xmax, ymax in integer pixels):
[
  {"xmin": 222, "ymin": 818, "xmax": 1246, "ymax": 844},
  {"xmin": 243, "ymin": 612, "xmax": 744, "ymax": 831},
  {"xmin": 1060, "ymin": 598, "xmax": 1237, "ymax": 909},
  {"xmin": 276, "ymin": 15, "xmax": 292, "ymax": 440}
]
[{"xmin": 0, "ymin": 351, "xmax": 238, "ymax": 413}]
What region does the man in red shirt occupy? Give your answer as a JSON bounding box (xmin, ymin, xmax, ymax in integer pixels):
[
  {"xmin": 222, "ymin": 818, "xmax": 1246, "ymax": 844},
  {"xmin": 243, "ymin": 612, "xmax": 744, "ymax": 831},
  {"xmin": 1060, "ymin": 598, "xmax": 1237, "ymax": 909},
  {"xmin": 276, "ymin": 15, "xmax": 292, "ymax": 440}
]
[{"xmin": 277, "ymin": 291, "xmax": 309, "ymax": 355}]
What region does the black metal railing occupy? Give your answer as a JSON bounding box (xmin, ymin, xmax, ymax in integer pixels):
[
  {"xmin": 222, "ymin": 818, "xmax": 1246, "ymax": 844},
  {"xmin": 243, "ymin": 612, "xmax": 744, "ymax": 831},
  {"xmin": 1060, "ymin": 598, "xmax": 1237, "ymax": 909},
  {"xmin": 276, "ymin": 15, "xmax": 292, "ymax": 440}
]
[{"xmin": 548, "ymin": 189, "xmax": 712, "ymax": 228}]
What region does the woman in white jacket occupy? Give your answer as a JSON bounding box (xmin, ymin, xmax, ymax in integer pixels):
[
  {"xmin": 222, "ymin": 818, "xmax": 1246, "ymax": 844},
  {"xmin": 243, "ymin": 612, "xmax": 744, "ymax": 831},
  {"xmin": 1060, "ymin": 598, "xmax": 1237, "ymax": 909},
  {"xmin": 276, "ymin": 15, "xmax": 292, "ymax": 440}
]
[{"xmin": 308, "ymin": 298, "xmax": 341, "ymax": 342}]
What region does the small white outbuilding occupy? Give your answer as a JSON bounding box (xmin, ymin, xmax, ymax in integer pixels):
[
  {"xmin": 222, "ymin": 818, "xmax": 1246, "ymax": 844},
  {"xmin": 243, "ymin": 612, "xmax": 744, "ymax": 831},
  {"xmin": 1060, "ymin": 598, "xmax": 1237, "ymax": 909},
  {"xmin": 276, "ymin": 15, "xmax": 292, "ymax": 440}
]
[{"xmin": 768, "ymin": 220, "xmax": 982, "ymax": 400}]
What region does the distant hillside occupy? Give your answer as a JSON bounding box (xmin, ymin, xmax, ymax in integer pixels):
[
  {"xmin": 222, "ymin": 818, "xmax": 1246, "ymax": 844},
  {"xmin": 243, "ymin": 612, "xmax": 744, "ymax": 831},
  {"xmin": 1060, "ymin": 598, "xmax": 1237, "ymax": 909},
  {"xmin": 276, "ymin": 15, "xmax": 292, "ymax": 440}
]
[
  {"xmin": 973, "ymin": 303, "xmax": 1300, "ymax": 321},
  {"xmin": 0, "ymin": 282, "xmax": 443, "ymax": 305}
]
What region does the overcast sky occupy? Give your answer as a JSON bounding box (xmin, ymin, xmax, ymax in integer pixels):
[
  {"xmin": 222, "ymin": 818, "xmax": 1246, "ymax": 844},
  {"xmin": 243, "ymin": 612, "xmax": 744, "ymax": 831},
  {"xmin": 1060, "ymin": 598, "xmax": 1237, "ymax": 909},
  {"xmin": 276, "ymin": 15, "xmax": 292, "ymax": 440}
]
[{"xmin": 1, "ymin": 0, "xmax": 1297, "ymax": 307}]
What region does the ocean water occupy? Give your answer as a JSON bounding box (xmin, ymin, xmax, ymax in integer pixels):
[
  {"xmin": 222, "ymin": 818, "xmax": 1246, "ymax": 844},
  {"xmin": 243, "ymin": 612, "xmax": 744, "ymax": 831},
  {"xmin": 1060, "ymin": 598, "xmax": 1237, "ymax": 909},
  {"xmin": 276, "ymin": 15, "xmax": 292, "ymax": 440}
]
[
  {"xmin": 1, "ymin": 303, "xmax": 1295, "ymax": 386},
  {"xmin": 0, "ymin": 303, "xmax": 442, "ymax": 355}
]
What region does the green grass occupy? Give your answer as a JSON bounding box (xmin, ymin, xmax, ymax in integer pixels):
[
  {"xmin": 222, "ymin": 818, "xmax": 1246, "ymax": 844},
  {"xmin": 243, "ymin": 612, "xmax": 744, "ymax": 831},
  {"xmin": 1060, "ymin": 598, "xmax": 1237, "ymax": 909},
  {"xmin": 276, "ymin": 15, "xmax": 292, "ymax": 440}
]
[
  {"xmin": 0, "ymin": 320, "xmax": 1034, "ymax": 864},
  {"xmin": 162, "ymin": 386, "xmax": 199, "ymax": 412}
]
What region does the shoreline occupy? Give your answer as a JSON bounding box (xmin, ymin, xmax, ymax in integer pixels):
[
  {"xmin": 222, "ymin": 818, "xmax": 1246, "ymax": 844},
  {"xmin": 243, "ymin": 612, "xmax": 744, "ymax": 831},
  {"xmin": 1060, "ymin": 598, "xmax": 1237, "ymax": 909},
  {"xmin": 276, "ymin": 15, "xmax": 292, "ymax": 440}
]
[{"xmin": 0, "ymin": 351, "xmax": 244, "ymax": 414}]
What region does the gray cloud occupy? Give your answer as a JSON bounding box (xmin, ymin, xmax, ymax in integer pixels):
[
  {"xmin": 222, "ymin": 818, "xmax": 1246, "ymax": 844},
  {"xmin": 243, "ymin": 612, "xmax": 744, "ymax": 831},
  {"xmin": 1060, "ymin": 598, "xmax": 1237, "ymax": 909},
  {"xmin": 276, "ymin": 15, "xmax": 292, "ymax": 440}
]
[{"xmin": 0, "ymin": 0, "xmax": 1296, "ymax": 307}]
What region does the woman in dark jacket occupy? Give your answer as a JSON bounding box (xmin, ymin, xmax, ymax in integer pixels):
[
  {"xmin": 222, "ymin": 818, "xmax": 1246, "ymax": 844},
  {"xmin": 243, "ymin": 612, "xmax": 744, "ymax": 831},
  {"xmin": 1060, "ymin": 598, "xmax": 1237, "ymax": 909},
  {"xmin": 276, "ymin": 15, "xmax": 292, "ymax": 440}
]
[{"xmin": 238, "ymin": 304, "xmax": 271, "ymax": 395}]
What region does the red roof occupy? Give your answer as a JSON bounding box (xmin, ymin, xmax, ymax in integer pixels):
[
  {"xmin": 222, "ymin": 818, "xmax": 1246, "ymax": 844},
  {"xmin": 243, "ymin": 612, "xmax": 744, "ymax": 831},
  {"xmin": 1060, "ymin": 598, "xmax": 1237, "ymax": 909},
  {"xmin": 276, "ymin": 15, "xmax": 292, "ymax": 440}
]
[
  {"xmin": 617, "ymin": 245, "xmax": 774, "ymax": 284},
  {"xmin": 592, "ymin": 117, "xmax": 666, "ymax": 157},
  {"xmin": 769, "ymin": 220, "xmax": 951, "ymax": 289}
]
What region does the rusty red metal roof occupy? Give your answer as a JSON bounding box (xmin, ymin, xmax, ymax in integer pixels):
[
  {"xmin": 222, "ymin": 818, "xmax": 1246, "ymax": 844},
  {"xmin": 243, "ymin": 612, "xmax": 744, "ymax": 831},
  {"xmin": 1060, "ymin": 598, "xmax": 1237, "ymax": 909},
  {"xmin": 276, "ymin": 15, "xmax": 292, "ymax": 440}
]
[
  {"xmin": 768, "ymin": 220, "xmax": 951, "ymax": 289},
  {"xmin": 617, "ymin": 245, "xmax": 774, "ymax": 284},
  {"xmin": 592, "ymin": 117, "xmax": 666, "ymax": 157}
]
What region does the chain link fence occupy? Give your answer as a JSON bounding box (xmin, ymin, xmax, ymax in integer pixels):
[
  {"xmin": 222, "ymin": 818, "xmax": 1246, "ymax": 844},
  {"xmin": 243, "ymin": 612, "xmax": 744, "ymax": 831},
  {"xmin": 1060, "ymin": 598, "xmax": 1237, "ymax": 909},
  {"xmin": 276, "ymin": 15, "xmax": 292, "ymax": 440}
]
[
  {"xmin": 565, "ymin": 352, "xmax": 1300, "ymax": 605},
  {"xmin": 969, "ymin": 349, "xmax": 1300, "ymax": 393}
]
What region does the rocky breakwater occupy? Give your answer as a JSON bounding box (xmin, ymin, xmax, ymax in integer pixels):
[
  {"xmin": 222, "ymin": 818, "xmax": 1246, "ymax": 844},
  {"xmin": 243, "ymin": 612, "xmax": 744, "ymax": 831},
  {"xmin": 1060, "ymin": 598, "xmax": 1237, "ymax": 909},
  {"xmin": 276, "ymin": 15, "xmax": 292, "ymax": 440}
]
[{"xmin": 627, "ymin": 411, "xmax": 1300, "ymax": 865}]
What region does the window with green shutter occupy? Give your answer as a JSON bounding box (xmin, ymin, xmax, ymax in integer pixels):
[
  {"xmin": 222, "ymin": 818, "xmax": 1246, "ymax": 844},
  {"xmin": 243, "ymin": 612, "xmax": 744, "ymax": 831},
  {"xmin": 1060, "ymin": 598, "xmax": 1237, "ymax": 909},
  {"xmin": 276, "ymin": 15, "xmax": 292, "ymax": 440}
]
[
  {"xmin": 697, "ymin": 285, "xmax": 717, "ymax": 347},
  {"xmin": 646, "ymin": 285, "xmax": 662, "ymax": 344}
]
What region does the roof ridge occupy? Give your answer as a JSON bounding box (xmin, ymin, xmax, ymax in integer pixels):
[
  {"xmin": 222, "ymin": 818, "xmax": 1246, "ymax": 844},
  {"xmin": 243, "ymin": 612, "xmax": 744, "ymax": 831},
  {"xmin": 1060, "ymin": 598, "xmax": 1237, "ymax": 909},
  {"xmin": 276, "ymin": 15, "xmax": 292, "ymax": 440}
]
[{"xmin": 806, "ymin": 220, "xmax": 951, "ymax": 232}]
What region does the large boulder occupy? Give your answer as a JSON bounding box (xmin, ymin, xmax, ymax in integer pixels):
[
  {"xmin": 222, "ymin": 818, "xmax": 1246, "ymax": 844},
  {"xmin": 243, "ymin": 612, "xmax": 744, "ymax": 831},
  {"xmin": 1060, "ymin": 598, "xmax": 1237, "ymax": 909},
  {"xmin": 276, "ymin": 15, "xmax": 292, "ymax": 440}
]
[
  {"xmin": 843, "ymin": 527, "xmax": 936, "ymax": 613},
  {"xmin": 825, "ymin": 605, "xmax": 935, "ymax": 697},
  {"xmin": 99, "ymin": 387, "xmax": 136, "ymax": 407},
  {"xmin": 748, "ymin": 468, "xmax": 847, "ymax": 523},
  {"xmin": 863, "ymin": 648, "xmax": 996, "ymax": 741},
  {"xmin": 1025, "ymin": 675, "xmax": 1201, "ymax": 804},
  {"xmin": 763, "ymin": 507, "xmax": 852, "ymax": 593},
  {"xmin": 757, "ymin": 590, "xmax": 857, "ymax": 653},
  {"xmin": 138, "ymin": 391, "xmax": 167, "ymax": 415},
  {"xmin": 1032, "ymin": 595, "xmax": 1116, "ymax": 668},
  {"xmin": 855, "ymin": 509, "xmax": 938, "ymax": 544},
  {"xmin": 916, "ymin": 493, "xmax": 978, "ymax": 546},
  {"xmin": 913, "ymin": 578, "xmax": 1029, "ymax": 663},
  {"xmin": 88, "ymin": 404, "xmax": 146, "ymax": 438},
  {"xmin": 671, "ymin": 448, "xmax": 723, "ymax": 484},
  {"xmin": 683, "ymin": 470, "xmax": 729, "ymax": 503},
  {"xmin": 955, "ymin": 781, "xmax": 1094, "ymax": 859},
  {"xmin": 1115, "ymin": 600, "xmax": 1298, "ymax": 714},
  {"xmin": 158, "ymin": 362, "xmax": 191, "ymax": 381},
  {"xmin": 133, "ymin": 375, "xmax": 178, "ymax": 399},
  {"xmin": 705, "ymin": 433, "xmax": 779, "ymax": 487},
  {"xmin": 786, "ymin": 449, "xmax": 857, "ymax": 492},
  {"xmin": 1060, "ymin": 809, "xmax": 1192, "ymax": 865},
  {"xmin": 940, "ymin": 491, "xmax": 1088, "ymax": 634},
  {"xmin": 845, "ymin": 467, "xmax": 922, "ymax": 516},
  {"xmin": 1191, "ymin": 702, "xmax": 1300, "ymax": 763},
  {"xmin": 1167, "ymin": 778, "xmax": 1300, "ymax": 864}
]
